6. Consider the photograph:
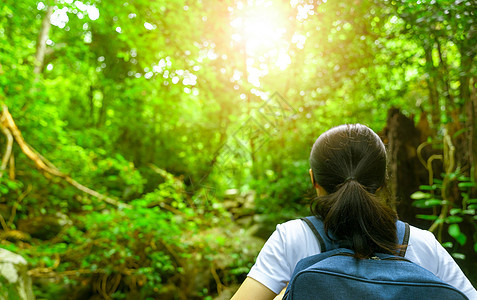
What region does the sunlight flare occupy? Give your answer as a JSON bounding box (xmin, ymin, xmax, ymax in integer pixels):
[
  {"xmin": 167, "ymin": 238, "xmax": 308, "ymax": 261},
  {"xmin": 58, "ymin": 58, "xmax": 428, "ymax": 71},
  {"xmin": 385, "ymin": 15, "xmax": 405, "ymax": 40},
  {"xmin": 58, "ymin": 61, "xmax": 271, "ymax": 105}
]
[{"xmin": 230, "ymin": 1, "xmax": 291, "ymax": 86}]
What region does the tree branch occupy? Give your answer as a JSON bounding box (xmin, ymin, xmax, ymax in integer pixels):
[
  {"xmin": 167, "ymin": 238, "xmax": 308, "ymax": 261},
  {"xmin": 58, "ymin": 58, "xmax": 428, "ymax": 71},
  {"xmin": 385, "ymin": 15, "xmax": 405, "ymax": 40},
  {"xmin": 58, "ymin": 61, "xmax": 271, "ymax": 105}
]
[
  {"xmin": 7, "ymin": 184, "xmax": 32, "ymax": 228},
  {"xmin": 0, "ymin": 104, "xmax": 127, "ymax": 208},
  {"xmin": 0, "ymin": 125, "xmax": 13, "ymax": 176}
]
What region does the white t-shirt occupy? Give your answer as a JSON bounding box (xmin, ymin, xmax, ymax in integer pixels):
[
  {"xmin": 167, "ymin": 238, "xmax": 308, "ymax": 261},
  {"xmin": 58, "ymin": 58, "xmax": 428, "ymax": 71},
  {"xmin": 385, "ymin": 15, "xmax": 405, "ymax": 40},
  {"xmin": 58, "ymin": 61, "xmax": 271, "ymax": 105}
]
[{"xmin": 248, "ymin": 219, "xmax": 477, "ymax": 299}]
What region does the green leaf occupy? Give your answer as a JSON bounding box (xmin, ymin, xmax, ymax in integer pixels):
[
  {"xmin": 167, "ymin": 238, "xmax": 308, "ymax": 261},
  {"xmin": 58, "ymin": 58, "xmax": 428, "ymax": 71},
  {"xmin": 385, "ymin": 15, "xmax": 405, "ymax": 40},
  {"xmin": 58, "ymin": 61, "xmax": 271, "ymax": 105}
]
[
  {"xmin": 458, "ymin": 182, "xmax": 477, "ymax": 188},
  {"xmin": 457, "ymin": 175, "xmax": 470, "ymax": 181},
  {"xmin": 456, "ymin": 233, "xmax": 467, "ymax": 246},
  {"xmin": 410, "ymin": 191, "xmax": 431, "ymax": 200},
  {"xmin": 0, "ymin": 184, "xmax": 9, "ymax": 194},
  {"xmin": 448, "ymin": 224, "xmax": 467, "ymax": 245},
  {"xmin": 446, "ymin": 216, "xmax": 463, "ymax": 224},
  {"xmin": 5, "ymin": 180, "xmax": 18, "ymax": 190},
  {"xmin": 449, "ymin": 208, "xmax": 461, "ymax": 215},
  {"xmin": 412, "ymin": 200, "xmax": 427, "ymax": 208},
  {"xmin": 448, "ymin": 224, "xmax": 461, "ymax": 237},
  {"xmin": 416, "ymin": 214, "xmax": 438, "ymax": 220},
  {"xmin": 451, "ymin": 253, "xmax": 466, "ymax": 260},
  {"xmin": 418, "ymin": 185, "xmax": 437, "ymax": 191},
  {"xmin": 447, "ymin": 173, "xmax": 458, "ymax": 180},
  {"xmin": 442, "ymin": 242, "xmax": 453, "ymax": 248},
  {"xmin": 424, "ymin": 199, "xmax": 442, "ymax": 207},
  {"xmin": 82, "ymin": 205, "xmax": 93, "ymax": 211}
]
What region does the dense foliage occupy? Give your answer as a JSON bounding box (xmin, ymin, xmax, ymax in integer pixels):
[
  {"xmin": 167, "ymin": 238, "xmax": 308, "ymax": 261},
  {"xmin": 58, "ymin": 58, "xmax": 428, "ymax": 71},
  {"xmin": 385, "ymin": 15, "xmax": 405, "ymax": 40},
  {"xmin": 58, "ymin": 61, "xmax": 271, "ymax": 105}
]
[{"xmin": 0, "ymin": 0, "xmax": 476, "ymax": 298}]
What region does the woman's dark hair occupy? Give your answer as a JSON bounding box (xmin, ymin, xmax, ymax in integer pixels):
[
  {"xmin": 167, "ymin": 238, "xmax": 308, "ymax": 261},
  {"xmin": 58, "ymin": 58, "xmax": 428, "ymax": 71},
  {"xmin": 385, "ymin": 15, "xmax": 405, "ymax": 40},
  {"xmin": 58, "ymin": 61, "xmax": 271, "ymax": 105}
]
[{"xmin": 310, "ymin": 124, "xmax": 399, "ymax": 258}]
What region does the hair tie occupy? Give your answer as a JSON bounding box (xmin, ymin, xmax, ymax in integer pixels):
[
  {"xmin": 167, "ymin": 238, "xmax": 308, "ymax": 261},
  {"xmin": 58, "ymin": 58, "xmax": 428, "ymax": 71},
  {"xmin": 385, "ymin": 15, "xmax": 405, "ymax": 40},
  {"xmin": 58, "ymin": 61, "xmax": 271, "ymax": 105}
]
[{"xmin": 344, "ymin": 176, "xmax": 356, "ymax": 183}]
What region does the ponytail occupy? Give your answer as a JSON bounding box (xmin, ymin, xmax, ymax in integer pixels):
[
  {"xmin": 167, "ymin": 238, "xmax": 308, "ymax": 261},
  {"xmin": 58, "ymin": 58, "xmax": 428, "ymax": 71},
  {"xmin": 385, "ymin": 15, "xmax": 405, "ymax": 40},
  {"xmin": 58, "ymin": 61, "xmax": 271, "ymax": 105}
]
[
  {"xmin": 309, "ymin": 124, "xmax": 400, "ymax": 258},
  {"xmin": 311, "ymin": 180, "xmax": 398, "ymax": 258}
]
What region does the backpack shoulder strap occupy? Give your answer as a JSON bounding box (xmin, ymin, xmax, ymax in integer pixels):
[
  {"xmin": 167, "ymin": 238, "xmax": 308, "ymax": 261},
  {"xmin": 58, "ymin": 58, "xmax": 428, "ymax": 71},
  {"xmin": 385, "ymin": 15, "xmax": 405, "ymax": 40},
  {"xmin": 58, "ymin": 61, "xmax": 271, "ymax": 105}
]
[
  {"xmin": 302, "ymin": 216, "xmax": 411, "ymax": 256},
  {"xmin": 300, "ymin": 216, "xmax": 338, "ymax": 252},
  {"xmin": 396, "ymin": 220, "xmax": 410, "ymax": 257}
]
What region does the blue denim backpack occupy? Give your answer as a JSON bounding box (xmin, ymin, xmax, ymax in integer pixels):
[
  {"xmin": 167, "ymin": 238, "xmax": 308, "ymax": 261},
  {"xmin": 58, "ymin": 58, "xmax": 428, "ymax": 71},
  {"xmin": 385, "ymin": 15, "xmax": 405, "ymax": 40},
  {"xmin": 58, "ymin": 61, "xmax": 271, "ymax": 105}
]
[{"xmin": 283, "ymin": 216, "xmax": 468, "ymax": 300}]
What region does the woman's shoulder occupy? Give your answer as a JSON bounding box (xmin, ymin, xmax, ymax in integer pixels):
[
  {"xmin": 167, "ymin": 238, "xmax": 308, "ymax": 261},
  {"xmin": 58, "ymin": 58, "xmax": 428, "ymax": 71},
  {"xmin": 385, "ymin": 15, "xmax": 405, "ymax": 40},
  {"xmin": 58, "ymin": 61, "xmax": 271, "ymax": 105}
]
[
  {"xmin": 405, "ymin": 223, "xmax": 477, "ymax": 298},
  {"xmin": 275, "ymin": 218, "xmax": 307, "ymax": 232},
  {"xmin": 272, "ymin": 219, "xmax": 308, "ymax": 247},
  {"xmin": 405, "ymin": 224, "xmax": 442, "ymax": 271},
  {"xmin": 407, "ymin": 224, "xmax": 438, "ymax": 248},
  {"xmin": 275, "ymin": 218, "xmax": 316, "ymax": 242},
  {"xmin": 275, "ymin": 218, "xmax": 322, "ymax": 258}
]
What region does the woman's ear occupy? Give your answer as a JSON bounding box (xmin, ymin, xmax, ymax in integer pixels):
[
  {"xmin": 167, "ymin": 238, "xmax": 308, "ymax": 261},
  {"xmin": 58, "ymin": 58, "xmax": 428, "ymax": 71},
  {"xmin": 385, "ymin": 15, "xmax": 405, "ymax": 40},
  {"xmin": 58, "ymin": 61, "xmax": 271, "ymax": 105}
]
[
  {"xmin": 309, "ymin": 169, "xmax": 327, "ymax": 196},
  {"xmin": 309, "ymin": 169, "xmax": 316, "ymax": 187}
]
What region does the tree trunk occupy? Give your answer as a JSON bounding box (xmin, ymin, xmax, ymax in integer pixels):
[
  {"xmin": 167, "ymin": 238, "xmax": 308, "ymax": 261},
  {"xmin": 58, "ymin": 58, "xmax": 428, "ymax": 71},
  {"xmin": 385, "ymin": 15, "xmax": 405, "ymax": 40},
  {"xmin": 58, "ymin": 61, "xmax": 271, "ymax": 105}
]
[
  {"xmin": 459, "ymin": 49, "xmax": 476, "ymax": 184},
  {"xmin": 382, "ymin": 108, "xmax": 431, "ymax": 227},
  {"xmin": 435, "ymin": 38, "xmax": 454, "ymax": 109},
  {"xmin": 34, "ymin": 6, "xmax": 54, "ymax": 74},
  {"xmin": 471, "ymin": 77, "xmax": 477, "ymax": 183},
  {"xmin": 423, "ymin": 44, "xmax": 440, "ymax": 127}
]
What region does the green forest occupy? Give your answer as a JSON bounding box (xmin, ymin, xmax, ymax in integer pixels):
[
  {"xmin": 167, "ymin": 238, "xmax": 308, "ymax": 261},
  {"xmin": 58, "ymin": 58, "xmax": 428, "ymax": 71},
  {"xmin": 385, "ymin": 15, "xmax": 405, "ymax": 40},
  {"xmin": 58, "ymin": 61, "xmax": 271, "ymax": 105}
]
[{"xmin": 0, "ymin": 0, "xmax": 476, "ymax": 299}]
